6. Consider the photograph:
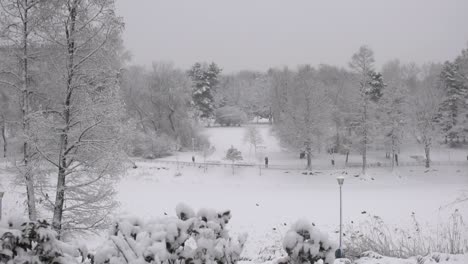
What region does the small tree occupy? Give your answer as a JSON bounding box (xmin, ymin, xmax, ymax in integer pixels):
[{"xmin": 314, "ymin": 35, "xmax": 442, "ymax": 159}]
[
  {"xmin": 200, "ymin": 142, "xmax": 215, "ymax": 172},
  {"xmin": 244, "ymin": 126, "xmax": 264, "ymax": 157},
  {"xmin": 380, "ymin": 60, "xmax": 409, "ymax": 169},
  {"xmin": 409, "ymin": 64, "xmax": 444, "ymax": 168},
  {"xmin": 225, "ymin": 146, "xmax": 242, "ymax": 174}
]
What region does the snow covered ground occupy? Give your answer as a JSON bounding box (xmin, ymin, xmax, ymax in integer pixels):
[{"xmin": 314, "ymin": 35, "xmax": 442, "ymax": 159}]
[
  {"xmin": 116, "ymin": 161, "xmax": 467, "ymax": 261},
  {"xmin": 118, "ymin": 125, "xmax": 468, "ymax": 262},
  {"xmin": 0, "ymin": 124, "xmax": 467, "ymax": 263}
]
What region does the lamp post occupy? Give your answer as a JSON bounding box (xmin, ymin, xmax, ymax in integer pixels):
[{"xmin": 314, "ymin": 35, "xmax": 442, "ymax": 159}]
[{"xmin": 336, "ymin": 176, "xmax": 344, "ymax": 258}]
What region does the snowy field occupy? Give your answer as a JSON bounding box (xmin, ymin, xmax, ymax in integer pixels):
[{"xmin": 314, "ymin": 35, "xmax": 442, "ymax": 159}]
[
  {"xmin": 0, "ymin": 125, "xmax": 467, "ymax": 263},
  {"xmin": 116, "ymin": 162, "xmax": 467, "ymax": 260},
  {"xmin": 121, "ymin": 125, "xmax": 468, "ymax": 261}
]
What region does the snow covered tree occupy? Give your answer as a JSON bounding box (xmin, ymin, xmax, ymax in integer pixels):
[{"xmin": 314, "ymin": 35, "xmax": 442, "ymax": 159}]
[
  {"xmin": 120, "ymin": 63, "xmax": 207, "ymax": 155},
  {"xmin": 367, "ymin": 70, "xmax": 385, "ymax": 103},
  {"xmin": 380, "ymin": 60, "xmax": 409, "ymax": 168},
  {"xmin": 269, "ymin": 66, "xmax": 331, "ymax": 170},
  {"xmin": 216, "ymin": 71, "xmax": 271, "ymax": 121},
  {"xmin": 317, "ymin": 65, "xmax": 355, "ymax": 155},
  {"xmin": 284, "ymin": 66, "xmax": 330, "ymax": 169},
  {"xmin": 225, "ymin": 146, "xmax": 242, "ymax": 174},
  {"xmin": 409, "ymin": 64, "xmax": 444, "ymax": 168},
  {"xmin": 188, "ymin": 62, "xmax": 222, "ymax": 120},
  {"xmin": 349, "ymin": 45, "xmax": 377, "ymax": 174},
  {"xmin": 437, "ymin": 52, "xmax": 468, "ymax": 145},
  {"xmin": 244, "ymin": 126, "xmax": 264, "ymax": 155},
  {"xmin": 0, "ymin": 0, "xmax": 47, "ymax": 221},
  {"xmin": 268, "ymin": 67, "xmax": 294, "ymax": 125},
  {"xmin": 0, "ymin": 89, "xmax": 14, "ymax": 158},
  {"xmin": 28, "ymin": 0, "xmax": 127, "ymax": 237}
]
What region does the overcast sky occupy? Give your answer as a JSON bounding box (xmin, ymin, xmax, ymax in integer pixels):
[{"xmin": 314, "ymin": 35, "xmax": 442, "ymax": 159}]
[{"xmin": 115, "ymin": 0, "xmax": 468, "ymax": 73}]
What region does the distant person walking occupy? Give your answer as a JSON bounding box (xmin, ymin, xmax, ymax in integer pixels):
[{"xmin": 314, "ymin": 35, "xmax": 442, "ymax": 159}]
[
  {"xmin": 264, "ymin": 156, "xmax": 269, "ymax": 168},
  {"xmin": 192, "ymin": 156, "xmax": 195, "ymax": 163},
  {"xmin": 394, "ymin": 154, "xmax": 399, "ymax": 166}
]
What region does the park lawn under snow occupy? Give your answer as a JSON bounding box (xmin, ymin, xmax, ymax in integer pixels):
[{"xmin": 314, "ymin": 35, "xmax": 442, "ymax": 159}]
[
  {"xmin": 116, "ymin": 161, "xmax": 467, "ymax": 262},
  {"xmin": 123, "ymin": 125, "xmax": 467, "ymax": 262}
]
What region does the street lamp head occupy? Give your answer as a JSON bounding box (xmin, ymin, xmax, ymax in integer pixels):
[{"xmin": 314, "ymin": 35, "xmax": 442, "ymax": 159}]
[{"xmin": 337, "ymin": 176, "xmax": 344, "ymax": 186}]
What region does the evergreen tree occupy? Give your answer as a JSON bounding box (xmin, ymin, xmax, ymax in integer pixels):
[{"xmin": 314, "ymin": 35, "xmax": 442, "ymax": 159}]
[
  {"xmin": 188, "ymin": 62, "xmax": 222, "ymax": 119},
  {"xmin": 367, "ymin": 70, "xmax": 386, "ymax": 102},
  {"xmin": 438, "ymin": 61, "xmax": 467, "ymax": 143}
]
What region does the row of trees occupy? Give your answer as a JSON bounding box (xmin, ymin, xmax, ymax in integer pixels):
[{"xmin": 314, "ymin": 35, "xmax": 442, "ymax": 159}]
[
  {"xmin": 269, "ymin": 45, "xmax": 467, "ymax": 172},
  {"xmin": 120, "ymin": 63, "xmax": 209, "ymax": 158}
]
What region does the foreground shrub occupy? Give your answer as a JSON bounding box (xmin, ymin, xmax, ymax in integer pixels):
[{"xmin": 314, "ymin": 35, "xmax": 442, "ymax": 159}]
[
  {"xmin": 345, "ymin": 210, "xmax": 467, "ymax": 259},
  {"xmin": 354, "ymin": 251, "xmax": 468, "ymax": 264},
  {"xmin": 276, "ymin": 219, "xmax": 338, "ymax": 264},
  {"xmin": 0, "ymin": 220, "xmax": 86, "ymax": 264},
  {"xmin": 92, "ymin": 203, "xmax": 247, "ymax": 264}
]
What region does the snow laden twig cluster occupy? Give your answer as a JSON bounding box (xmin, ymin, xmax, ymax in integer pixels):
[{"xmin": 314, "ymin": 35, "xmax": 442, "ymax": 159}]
[
  {"xmin": 92, "ymin": 203, "xmax": 247, "ymax": 264},
  {"xmin": 276, "ymin": 219, "xmax": 338, "ymax": 264},
  {"xmin": 345, "ymin": 210, "xmax": 467, "ymax": 259}
]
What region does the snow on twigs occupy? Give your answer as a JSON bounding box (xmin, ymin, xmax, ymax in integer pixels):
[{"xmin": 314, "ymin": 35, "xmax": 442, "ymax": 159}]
[
  {"xmin": 92, "ymin": 203, "xmax": 247, "ymax": 264},
  {"xmin": 276, "ymin": 219, "xmax": 338, "ymax": 264}
]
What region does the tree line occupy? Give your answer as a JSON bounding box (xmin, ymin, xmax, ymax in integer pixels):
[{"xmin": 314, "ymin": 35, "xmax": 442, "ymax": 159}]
[{"xmin": 268, "ymin": 46, "xmax": 467, "ymax": 172}]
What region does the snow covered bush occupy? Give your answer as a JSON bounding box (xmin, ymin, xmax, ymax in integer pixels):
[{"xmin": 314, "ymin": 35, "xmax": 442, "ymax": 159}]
[
  {"xmin": 92, "ymin": 203, "xmax": 247, "ymax": 264},
  {"xmin": 214, "ymin": 106, "xmax": 247, "ymax": 126},
  {"xmin": 225, "ymin": 146, "xmax": 243, "ymax": 163},
  {"xmin": 0, "ymin": 219, "xmax": 86, "ymax": 264},
  {"xmin": 345, "ymin": 210, "xmax": 468, "ymax": 259},
  {"xmin": 277, "ymin": 219, "xmax": 338, "ymax": 264},
  {"xmin": 225, "ymin": 146, "xmax": 243, "ymax": 174},
  {"xmin": 129, "ymin": 131, "xmax": 174, "ymax": 159}
]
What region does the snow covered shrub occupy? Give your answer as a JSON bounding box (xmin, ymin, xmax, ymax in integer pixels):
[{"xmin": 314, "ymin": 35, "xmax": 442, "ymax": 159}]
[
  {"xmin": 92, "ymin": 203, "xmax": 247, "ymax": 264},
  {"xmin": 225, "ymin": 146, "xmax": 243, "ymax": 174},
  {"xmin": 0, "ymin": 219, "xmax": 86, "ymax": 264},
  {"xmin": 345, "ymin": 210, "xmax": 468, "ymax": 259},
  {"xmin": 225, "ymin": 146, "xmax": 242, "ymax": 163},
  {"xmin": 214, "ymin": 106, "xmax": 247, "ymax": 126},
  {"xmin": 278, "ymin": 219, "xmax": 337, "ymax": 264},
  {"xmin": 129, "ymin": 131, "xmax": 174, "ymax": 159}
]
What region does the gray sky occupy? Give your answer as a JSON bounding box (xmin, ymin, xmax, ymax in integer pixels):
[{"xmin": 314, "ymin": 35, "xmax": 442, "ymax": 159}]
[{"xmin": 116, "ymin": 0, "xmax": 468, "ymax": 73}]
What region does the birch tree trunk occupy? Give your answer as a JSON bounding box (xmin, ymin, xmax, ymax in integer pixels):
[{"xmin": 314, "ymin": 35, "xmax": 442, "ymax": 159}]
[
  {"xmin": 21, "ymin": 0, "xmax": 37, "ymax": 221},
  {"xmin": 362, "ymin": 99, "xmax": 368, "ymax": 174},
  {"xmin": 1, "ymin": 116, "xmax": 6, "ymax": 158}
]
